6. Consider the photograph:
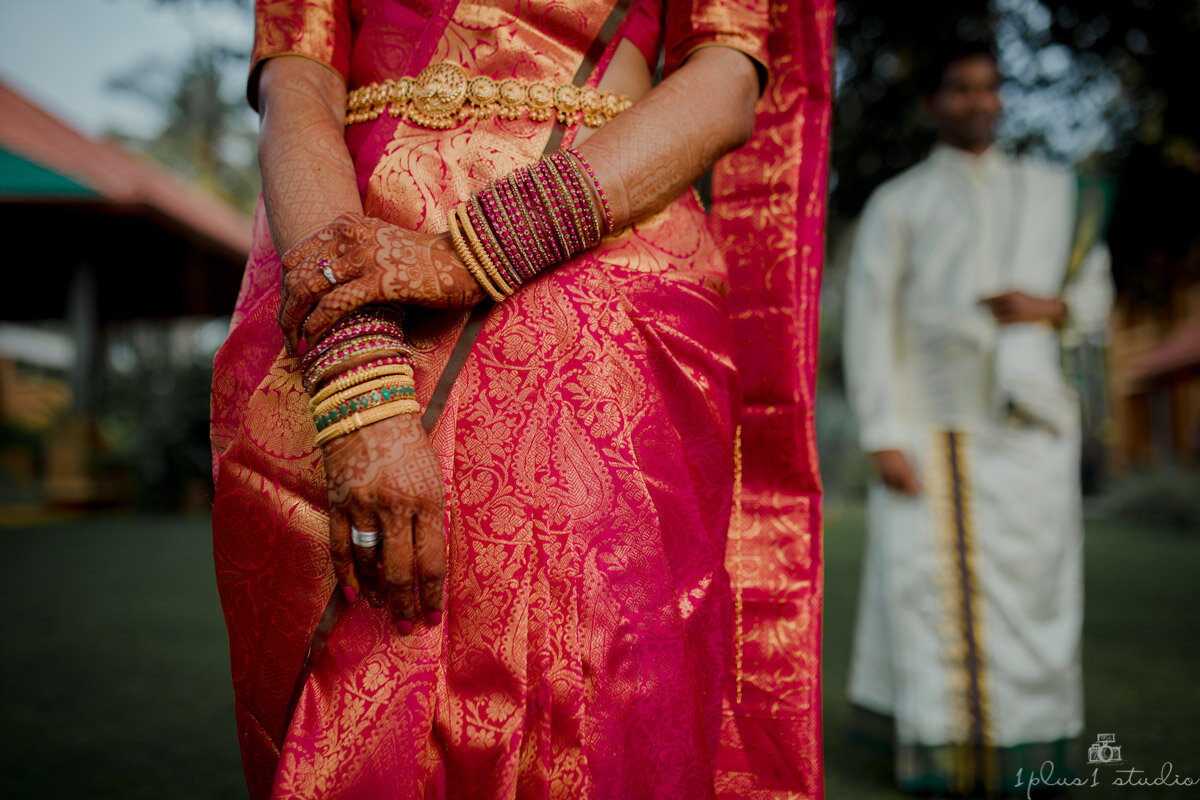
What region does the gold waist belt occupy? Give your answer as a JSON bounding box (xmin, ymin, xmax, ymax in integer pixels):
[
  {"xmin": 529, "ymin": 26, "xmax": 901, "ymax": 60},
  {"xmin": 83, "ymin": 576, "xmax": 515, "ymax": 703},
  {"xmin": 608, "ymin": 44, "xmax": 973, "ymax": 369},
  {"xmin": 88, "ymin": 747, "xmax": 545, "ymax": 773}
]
[{"xmin": 345, "ymin": 62, "xmax": 633, "ymax": 130}]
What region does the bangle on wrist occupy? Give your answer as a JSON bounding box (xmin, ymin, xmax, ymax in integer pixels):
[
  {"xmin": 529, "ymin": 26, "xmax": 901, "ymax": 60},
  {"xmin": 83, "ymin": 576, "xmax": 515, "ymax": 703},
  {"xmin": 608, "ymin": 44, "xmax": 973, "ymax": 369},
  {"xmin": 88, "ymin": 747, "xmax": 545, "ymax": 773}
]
[
  {"xmin": 447, "ymin": 148, "xmax": 608, "ymax": 301},
  {"xmin": 312, "ymin": 375, "xmax": 416, "ymax": 416},
  {"xmin": 309, "ymin": 361, "xmax": 415, "ymax": 406},
  {"xmin": 314, "ymin": 397, "xmax": 422, "ymax": 447},
  {"xmin": 314, "ymin": 383, "xmax": 417, "ymax": 432},
  {"xmin": 448, "ymin": 206, "xmax": 506, "ymax": 302}
]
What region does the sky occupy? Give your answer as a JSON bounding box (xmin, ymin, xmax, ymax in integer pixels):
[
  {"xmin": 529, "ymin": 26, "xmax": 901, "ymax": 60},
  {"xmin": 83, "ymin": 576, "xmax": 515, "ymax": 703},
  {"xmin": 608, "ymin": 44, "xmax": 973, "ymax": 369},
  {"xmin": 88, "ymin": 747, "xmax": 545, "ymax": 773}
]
[{"xmin": 0, "ymin": 0, "xmax": 252, "ymax": 139}]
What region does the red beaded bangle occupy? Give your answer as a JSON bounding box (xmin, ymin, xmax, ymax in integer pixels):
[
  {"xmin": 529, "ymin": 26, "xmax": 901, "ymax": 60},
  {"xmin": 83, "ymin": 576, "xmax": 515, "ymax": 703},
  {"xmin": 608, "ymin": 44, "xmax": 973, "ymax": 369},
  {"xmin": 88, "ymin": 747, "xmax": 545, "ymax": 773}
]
[
  {"xmin": 559, "ymin": 152, "xmax": 603, "ymax": 243},
  {"xmin": 564, "ymin": 148, "xmax": 613, "ymax": 235},
  {"xmin": 448, "ymin": 148, "xmax": 610, "ymax": 300},
  {"xmin": 301, "ymin": 322, "xmax": 406, "ymax": 370},
  {"xmin": 303, "ymin": 338, "xmax": 410, "ymax": 389},
  {"xmin": 467, "ymin": 196, "xmax": 522, "ymax": 284},
  {"xmin": 528, "ymin": 163, "xmax": 571, "ymax": 262},
  {"xmin": 543, "ymin": 155, "xmax": 589, "ymax": 252},
  {"xmin": 512, "ymin": 168, "xmax": 556, "ymax": 273}
]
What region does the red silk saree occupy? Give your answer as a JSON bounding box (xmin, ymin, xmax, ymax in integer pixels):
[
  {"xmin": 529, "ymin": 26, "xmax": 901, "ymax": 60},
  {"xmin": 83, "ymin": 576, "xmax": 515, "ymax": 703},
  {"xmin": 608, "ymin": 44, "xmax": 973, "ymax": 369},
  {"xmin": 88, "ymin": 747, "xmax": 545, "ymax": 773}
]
[{"xmin": 211, "ymin": 1, "xmax": 831, "ymax": 797}]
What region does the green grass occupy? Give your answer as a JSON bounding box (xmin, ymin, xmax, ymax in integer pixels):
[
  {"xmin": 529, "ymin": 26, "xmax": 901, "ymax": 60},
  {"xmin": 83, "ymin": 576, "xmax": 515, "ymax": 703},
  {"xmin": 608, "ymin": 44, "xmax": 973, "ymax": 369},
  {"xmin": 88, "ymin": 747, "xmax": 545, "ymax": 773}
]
[
  {"xmin": 0, "ymin": 509, "xmax": 1196, "ymax": 799},
  {"xmin": 0, "ymin": 513, "xmax": 244, "ymax": 799},
  {"xmin": 822, "ymin": 503, "xmax": 1200, "ymax": 799}
]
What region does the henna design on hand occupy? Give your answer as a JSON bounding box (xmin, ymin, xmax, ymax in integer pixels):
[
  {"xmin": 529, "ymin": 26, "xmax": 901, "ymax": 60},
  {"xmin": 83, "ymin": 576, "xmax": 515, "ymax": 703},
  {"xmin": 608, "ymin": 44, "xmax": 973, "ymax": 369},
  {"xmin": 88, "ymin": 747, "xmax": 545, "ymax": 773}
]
[
  {"xmin": 323, "ymin": 411, "xmax": 446, "ymax": 628},
  {"xmin": 278, "ymin": 212, "xmax": 485, "ymax": 350},
  {"xmin": 259, "ymin": 58, "xmax": 452, "ymax": 632}
]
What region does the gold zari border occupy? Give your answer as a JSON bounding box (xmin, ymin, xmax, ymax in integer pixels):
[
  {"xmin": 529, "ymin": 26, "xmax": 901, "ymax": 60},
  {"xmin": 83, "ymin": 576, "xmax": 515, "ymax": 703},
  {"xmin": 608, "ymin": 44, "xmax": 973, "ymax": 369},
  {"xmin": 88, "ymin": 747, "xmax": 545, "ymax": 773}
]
[
  {"xmin": 931, "ymin": 429, "xmax": 995, "ymax": 794},
  {"xmin": 345, "ymin": 62, "xmax": 633, "ymax": 130}
]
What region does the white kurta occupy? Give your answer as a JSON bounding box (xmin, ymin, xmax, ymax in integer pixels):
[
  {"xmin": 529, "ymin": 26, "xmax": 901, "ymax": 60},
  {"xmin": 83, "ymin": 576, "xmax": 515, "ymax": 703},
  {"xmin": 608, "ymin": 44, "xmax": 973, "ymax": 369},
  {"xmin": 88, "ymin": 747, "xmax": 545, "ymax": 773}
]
[{"xmin": 843, "ymin": 144, "xmax": 1113, "ymax": 791}]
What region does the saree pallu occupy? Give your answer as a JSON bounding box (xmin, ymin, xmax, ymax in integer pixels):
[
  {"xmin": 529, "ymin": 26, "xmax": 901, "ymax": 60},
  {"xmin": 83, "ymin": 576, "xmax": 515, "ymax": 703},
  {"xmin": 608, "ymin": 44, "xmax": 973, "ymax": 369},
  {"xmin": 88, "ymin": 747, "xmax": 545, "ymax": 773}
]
[{"xmin": 211, "ymin": 1, "xmax": 831, "ymax": 798}]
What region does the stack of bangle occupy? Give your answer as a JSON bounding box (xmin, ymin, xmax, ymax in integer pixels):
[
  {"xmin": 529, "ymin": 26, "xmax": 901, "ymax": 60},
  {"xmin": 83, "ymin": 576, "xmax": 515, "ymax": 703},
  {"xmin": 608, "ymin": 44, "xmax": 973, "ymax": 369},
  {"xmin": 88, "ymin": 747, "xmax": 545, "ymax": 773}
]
[
  {"xmin": 300, "ymin": 309, "xmax": 409, "ymax": 392},
  {"xmin": 447, "ymin": 148, "xmax": 611, "ymax": 301},
  {"xmin": 300, "ymin": 308, "xmax": 421, "ymax": 445},
  {"xmin": 311, "ymin": 375, "xmax": 420, "ymax": 447}
]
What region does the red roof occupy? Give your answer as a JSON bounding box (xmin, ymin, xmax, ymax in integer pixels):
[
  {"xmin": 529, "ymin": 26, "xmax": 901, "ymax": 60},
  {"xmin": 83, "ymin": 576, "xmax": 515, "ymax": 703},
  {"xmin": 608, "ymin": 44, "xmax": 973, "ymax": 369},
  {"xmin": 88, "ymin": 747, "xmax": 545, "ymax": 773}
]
[{"xmin": 0, "ymin": 80, "xmax": 251, "ymax": 261}]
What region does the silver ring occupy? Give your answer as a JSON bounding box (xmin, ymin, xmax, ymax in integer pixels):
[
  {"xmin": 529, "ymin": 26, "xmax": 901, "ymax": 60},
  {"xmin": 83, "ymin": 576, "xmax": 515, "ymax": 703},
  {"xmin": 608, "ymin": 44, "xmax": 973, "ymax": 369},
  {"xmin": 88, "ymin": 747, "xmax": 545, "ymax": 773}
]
[
  {"xmin": 351, "ymin": 526, "xmax": 380, "ymax": 548},
  {"xmin": 321, "ymin": 265, "xmax": 337, "ymax": 285}
]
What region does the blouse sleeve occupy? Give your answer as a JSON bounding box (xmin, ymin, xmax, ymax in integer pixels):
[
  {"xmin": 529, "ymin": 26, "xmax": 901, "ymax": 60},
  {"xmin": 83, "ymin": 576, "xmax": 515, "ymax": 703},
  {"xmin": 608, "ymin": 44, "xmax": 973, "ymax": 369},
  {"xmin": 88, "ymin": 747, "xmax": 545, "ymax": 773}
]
[
  {"xmin": 248, "ymin": 0, "xmax": 352, "ymax": 110},
  {"xmin": 662, "ymin": 0, "xmax": 769, "ymax": 81}
]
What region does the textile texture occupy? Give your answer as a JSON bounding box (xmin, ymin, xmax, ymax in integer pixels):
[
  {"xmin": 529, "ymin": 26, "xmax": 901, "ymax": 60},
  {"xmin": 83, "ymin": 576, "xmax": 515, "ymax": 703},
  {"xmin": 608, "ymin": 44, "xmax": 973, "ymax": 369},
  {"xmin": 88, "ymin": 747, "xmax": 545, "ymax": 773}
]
[
  {"xmin": 212, "ymin": 1, "xmax": 830, "ymax": 798},
  {"xmin": 710, "ymin": 0, "xmax": 832, "ymax": 797}
]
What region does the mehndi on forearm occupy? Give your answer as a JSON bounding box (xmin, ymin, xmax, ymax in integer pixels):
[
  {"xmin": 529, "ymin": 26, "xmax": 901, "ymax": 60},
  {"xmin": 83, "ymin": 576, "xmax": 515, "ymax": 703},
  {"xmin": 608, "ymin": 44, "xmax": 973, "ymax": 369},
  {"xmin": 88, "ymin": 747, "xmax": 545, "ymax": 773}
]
[
  {"xmin": 257, "ymin": 56, "xmax": 363, "ymax": 256},
  {"xmin": 575, "ymin": 45, "xmax": 760, "ymax": 229},
  {"xmin": 258, "ymin": 58, "xmax": 421, "ymax": 433},
  {"xmin": 447, "ymin": 46, "xmax": 760, "ymax": 300}
]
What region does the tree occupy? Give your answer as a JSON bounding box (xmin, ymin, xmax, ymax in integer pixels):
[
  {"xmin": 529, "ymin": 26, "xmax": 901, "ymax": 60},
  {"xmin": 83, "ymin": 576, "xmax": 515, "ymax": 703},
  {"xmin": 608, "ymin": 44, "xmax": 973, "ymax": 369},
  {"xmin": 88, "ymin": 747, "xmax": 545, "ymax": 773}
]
[
  {"xmin": 93, "ymin": 0, "xmax": 257, "ymax": 508},
  {"xmin": 831, "ymin": 1, "xmax": 1200, "ymax": 304},
  {"xmin": 106, "ymin": 0, "xmax": 258, "ymax": 215},
  {"xmin": 818, "ymin": 1, "xmax": 1199, "ymax": 494},
  {"xmin": 107, "ymin": 44, "xmax": 259, "ymax": 215}
]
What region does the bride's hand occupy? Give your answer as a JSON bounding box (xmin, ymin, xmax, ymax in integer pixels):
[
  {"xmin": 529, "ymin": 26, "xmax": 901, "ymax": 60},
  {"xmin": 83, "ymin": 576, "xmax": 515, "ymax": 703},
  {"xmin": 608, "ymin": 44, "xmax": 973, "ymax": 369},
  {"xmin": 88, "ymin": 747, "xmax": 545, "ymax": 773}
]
[
  {"xmin": 321, "ymin": 410, "xmax": 446, "ymax": 632},
  {"xmin": 278, "ymin": 212, "xmax": 484, "ymax": 352}
]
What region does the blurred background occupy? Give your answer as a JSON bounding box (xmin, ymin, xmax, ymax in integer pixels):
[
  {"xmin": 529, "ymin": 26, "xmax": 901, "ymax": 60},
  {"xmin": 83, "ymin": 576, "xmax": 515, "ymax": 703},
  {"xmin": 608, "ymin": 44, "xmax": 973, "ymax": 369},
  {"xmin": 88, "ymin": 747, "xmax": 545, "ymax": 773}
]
[{"xmin": 0, "ymin": 0, "xmax": 1196, "ymax": 798}]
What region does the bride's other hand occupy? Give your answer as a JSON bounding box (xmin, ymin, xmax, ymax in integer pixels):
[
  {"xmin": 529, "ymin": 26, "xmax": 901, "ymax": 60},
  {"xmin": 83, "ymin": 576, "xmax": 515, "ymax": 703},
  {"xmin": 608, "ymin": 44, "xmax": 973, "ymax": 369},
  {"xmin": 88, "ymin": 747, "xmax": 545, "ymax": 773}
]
[{"xmin": 277, "ymin": 212, "xmax": 483, "ymax": 352}]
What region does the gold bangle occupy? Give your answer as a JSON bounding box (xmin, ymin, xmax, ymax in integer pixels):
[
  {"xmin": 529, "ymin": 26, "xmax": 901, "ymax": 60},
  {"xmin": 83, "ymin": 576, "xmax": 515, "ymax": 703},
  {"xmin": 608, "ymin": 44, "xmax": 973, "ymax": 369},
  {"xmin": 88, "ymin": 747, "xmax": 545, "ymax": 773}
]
[
  {"xmin": 304, "ymin": 345, "xmax": 409, "ymax": 391},
  {"xmin": 457, "ymin": 206, "xmax": 515, "ymax": 296},
  {"xmin": 313, "ymin": 398, "xmax": 422, "ymax": 448},
  {"xmin": 313, "ymin": 384, "xmax": 416, "ymax": 433},
  {"xmin": 311, "ymin": 375, "xmax": 416, "ymax": 418},
  {"xmin": 309, "ymin": 363, "xmax": 415, "ymax": 407},
  {"xmin": 448, "ymin": 205, "xmax": 506, "ymax": 301}
]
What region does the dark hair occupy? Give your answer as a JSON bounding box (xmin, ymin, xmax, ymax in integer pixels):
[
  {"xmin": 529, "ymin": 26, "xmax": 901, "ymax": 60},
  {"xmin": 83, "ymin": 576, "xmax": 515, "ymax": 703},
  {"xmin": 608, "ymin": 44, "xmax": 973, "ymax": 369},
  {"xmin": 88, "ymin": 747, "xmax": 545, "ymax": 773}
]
[{"xmin": 919, "ymin": 40, "xmax": 998, "ymax": 95}]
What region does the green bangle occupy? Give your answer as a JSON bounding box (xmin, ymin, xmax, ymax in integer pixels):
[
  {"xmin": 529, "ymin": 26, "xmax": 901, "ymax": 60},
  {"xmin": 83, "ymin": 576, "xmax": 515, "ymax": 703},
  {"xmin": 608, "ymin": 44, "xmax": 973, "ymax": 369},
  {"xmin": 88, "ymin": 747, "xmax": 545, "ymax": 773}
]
[{"xmin": 314, "ymin": 384, "xmax": 416, "ymax": 432}]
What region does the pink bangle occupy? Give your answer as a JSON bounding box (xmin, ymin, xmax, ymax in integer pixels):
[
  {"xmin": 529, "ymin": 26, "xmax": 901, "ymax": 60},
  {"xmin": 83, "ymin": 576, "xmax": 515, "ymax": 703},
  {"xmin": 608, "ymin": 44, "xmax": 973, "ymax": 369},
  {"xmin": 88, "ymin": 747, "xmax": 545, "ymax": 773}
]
[
  {"xmin": 467, "ymin": 196, "xmax": 522, "ymax": 285},
  {"xmin": 301, "ymin": 322, "xmax": 406, "ymax": 370},
  {"xmin": 528, "ymin": 164, "xmax": 570, "ymax": 262},
  {"xmin": 449, "ymin": 149, "xmax": 609, "ymax": 300},
  {"xmin": 499, "ymin": 177, "xmax": 542, "ymax": 281},
  {"xmin": 552, "ymin": 152, "xmax": 601, "ymax": 245},
  {"xmin": 559, "ymin": 152, "xmax": 603, "ymax": 243},
  {"xmin": 512, "ymin": 169, "xmax": 556, "ymax": 273},
  {"xmin": 304, "ymin": 354, "xmax": 413, "ymax": 394},
  {"xmin": 326, "ymin": 307, "xmax": 406, "ymax": 335},
  {"xmin": 542, "ymin": 156, "xmax": 587, "ymax": 252},
  {"xmin": 486, "ymin": 182, "xmax": 538, "ymax": 283},
  {"xmin": 302, "ymin": 336, "xmax": 408, "ymax": 386},
  {"xmin": 564, "ymin": 148, "xmax": 613, "ymax": 235}
]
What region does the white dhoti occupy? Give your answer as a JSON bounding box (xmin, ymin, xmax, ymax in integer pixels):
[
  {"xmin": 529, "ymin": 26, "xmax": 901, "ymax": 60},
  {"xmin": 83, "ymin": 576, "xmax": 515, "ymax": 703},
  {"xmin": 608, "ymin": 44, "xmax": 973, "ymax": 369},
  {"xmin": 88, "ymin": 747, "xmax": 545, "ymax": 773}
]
[{"xmin": 848, "ymin": 420, "xmax": 1085, "ymax": 792}]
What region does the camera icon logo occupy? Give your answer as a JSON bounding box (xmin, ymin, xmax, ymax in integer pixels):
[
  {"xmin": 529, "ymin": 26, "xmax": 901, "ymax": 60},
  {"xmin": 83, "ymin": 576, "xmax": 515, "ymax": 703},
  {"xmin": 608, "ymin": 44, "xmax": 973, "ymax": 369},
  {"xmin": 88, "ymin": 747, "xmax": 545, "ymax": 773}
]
[{"xmin": 1087, "ymin": 733, "xmax": 1123, "ymax": 765}]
